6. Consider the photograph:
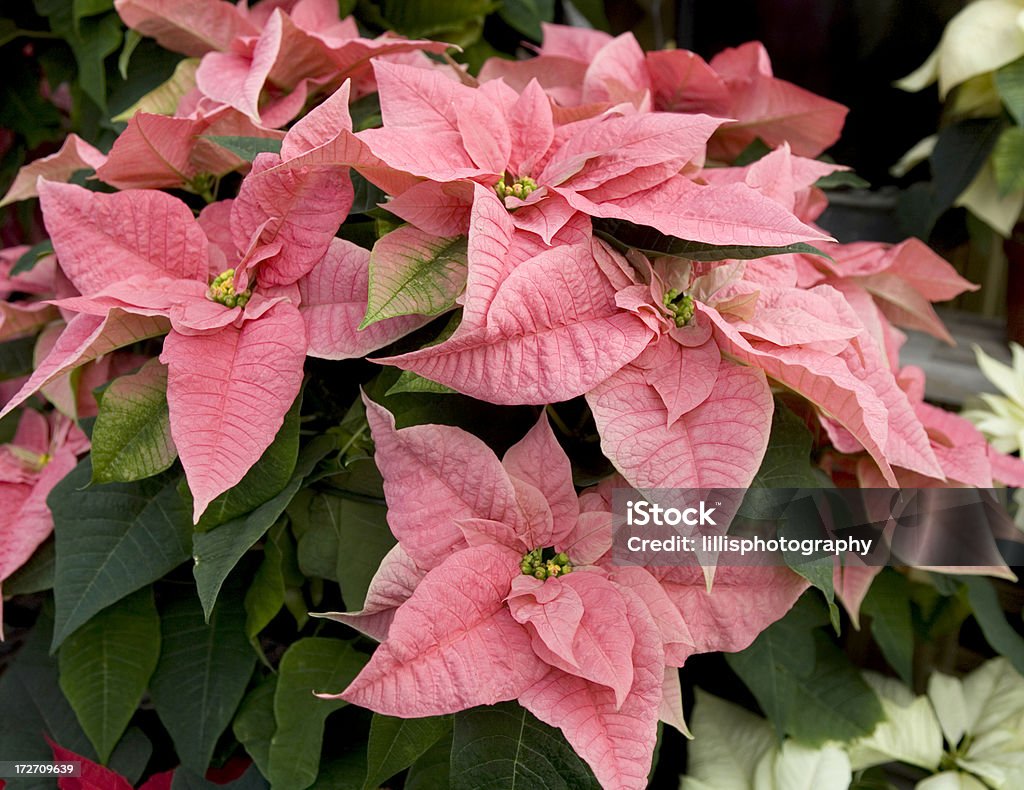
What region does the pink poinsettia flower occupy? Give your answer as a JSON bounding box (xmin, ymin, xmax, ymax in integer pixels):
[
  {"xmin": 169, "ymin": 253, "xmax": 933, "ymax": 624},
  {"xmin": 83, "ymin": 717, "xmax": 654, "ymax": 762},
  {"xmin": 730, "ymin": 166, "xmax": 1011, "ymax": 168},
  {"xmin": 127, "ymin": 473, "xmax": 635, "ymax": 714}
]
[
  {"xmin": 480, "ymin": 24, "xmax": 847, "ymax": 162},
  {"xmin": 117, "ymin": 0, "xmax": 449, "ymax": 127},
  {"xmin": 0, "ymin": 246, "xmax": 60, "ymax": 343},
  {"xmin": 351, "ymin": 60, "xmax": 832, "ymax": 249},
  {"xmin": 321, "ymin": 397, "xmax": 806, "ymax": 790},
  {"xmin": 0, "ymin": 409, "xmax": 88, "ymax": 637}
]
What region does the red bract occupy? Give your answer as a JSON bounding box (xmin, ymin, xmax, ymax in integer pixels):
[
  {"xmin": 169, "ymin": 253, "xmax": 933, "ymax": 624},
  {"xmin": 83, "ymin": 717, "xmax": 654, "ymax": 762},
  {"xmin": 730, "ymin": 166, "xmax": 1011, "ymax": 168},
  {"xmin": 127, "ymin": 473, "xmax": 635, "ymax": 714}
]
[{"xmin": 320, "ymin": 397, "xmax": 806, "ymax": 789}]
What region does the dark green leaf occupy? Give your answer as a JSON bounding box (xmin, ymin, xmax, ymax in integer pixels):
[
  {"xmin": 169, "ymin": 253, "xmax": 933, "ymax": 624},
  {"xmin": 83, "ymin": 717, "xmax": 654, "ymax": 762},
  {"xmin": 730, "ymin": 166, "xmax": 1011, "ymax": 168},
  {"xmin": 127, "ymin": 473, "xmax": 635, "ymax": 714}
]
[
  {"xmin": 367, "ymin": 0, "xmax": 495, "ymax": 39},
  {"xmin": 350, "ymin": 171, "xmax": 386, "ymax": 215},
  {"xmin": 594, "ymin": 219, "xmax": 831, "ymax": 263},
  {"xmin": 726, "ymin": 597, "xmax": 883, "ymax": 743},
  {"xmin": 386, "ymin": 370, "xmax": 457, "ymax": 396},
  {"xmin": 91, "ymin": 359, "xmax": 177, "ymax": 484},
  {"xmin": 451, "ymin": 702, "xmax": 600, "ymax": 790},
  {"xmin": 192, "ymin": 435, "xmax": 336, "ymax": 619},
  {"xmin": 779, "ymin": 493, "xmax": 842, "ymax": 634},
  {"xmin": 244, "ymin": 518, "xmax": 304, "ymax": 645},
  {"xmin": 962, "ymin": 576, "xmax": 1024, "ymax": 675},
  {"xmin": 566, "ymin": 0, "xmax": 609, "ymax": 31},
  {"xmin": 11, "ymin": 240, "xmax": 54, "ymax": 275},
  {"xmin": 816, "ymin": 171, "xmax": 871, "ymax": 190},
  {"xmin": 204, "ymin": 136, "xmax": 283, "ymax": 162},
  {"xmin": 233, "ymin": 677, "xmax": 278, "ymax": 779},
  {"xmin": 313, "ymin": 750, "xmax": 368, "ymax": 790},
  {"xmin": 49, "ymin": 462, "xmax": 193, "ymax": 649},
  {"xmin": 0, "ymin": 335, "xmax": 37, "ymax": 382},
  {"xmin": 733, "ymin": 138, "xmax": 771, "ymax": 166},
  {"xmin": 0, "ymin": 58, "xmax": 63, "ymax": 149},
  {"xmin": 498, "ymin": 0, "xmax": 554, "ymax": 40},
  {"xmin": 992, "ymin": 125, "xmax": 1024, "ymax": 196},
  {"xmin": 118, "ymin": 29, "xmax": 142, "ymax": 80},
  {"xmin": 171, "ymin": 764, "xmax": 269, "ymax": 790},
  {"xmin": 4, "ymin": 538, "xmax": 55, "ymax": 595},
  {"xmin": 150, "ymin": 579, "xmax": 256, "ymax": 775},
  {"xmin": 268, "ymin": 638, "xmax": 369, "ymax": 789},
  {"xmin": 405, "ymin": 732, "xmax": 452, "ymax": 790},
  {"xmin": 107, "ymin": 727, "xmax": 153, "ymax": 785},
  {"xmin": 364, "ymin": 714, "xmax": 452, "ymax": 790},
  {"xmin": 930, "ymin": 119, "xmax": 1004, "ymax": 210},
  {"xmin": 862, "ymin": 569, "xmax": 914, "ymax": 685},
  {"xmin": 58, "ymin": 587, "xmax": 161, "ymax": 762},
  {"xmin": 996, "ymin": 55, "xmax": 1024, "ymax": 126},
  {"xmin": 193, "ymin": 393, "xmax": 301, "ymax": 531},
  {"xmin": 73, "ymin": 0, "xmax": 114, "ymax": 24}
]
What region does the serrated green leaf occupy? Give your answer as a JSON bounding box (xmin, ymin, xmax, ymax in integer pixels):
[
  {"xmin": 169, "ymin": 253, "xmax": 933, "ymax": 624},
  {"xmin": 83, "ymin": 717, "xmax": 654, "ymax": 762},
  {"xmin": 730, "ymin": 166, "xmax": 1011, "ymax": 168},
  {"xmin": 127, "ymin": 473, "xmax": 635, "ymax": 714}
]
[
  {"xmin": 91, "ymin": 359, "xmax": 176, "ymax": 484},
  {"xmin": 594, "ymin": 219, "xmax": 831, "ymax": 263},
  {"xmin": 498, "ymin": 0, "xmax": 554, "ymax": 40},
  {"xmin": 992, "ymin": 125, "xmax": 1024, "ymax": 196},
  {"xmin": 961, "ymin": 576, "xmax": 1024, "ymax": 675},
  {"xmin": 451, "ymin": 702, "xmax": 600, "ymax": 790},
  {"xmin": 726, "ymin": 597, "xmax": 884, "ymax": 744},
  {"xmin": 58, "ymin": 587, "xmax": 161, "ymax": 763},
  {"xmin": 150, "ymin": 578, "xmax": 256, "ymax": 775},
  {"xmin": 11, "ymin": 239, "xmax": 54, "ymax": 276},
  {"xmin": 233, "ymin": 676, "xmax": 278, "ymax": 779},
  {"xmin": 204, "ymin": 135, "xmax": 283, "ymax": 162},
  {"xmin": 364, "ymin": 714, "xmax": 452, "ymax": 790},
  {"xmin": 192, "ymin": 435, "xmax": 337, "ymax": 620},
  {"xmin": 862, "ymin": 569, "xmax": 914, "ymax": 685},
  {"xmin": 362, "ymin": 227, "xmax": 468, "ymax": 327},
  {"xmin": 268, "ymin": 638, "xmax": 369, "ymax": 789},
  {"xmin": 996, "ymin": 55, "xmax": 1024, "ymax": 126},
  {"xmin": 48, "ymin": 461, "xmax": 193, "ymax": 649}
]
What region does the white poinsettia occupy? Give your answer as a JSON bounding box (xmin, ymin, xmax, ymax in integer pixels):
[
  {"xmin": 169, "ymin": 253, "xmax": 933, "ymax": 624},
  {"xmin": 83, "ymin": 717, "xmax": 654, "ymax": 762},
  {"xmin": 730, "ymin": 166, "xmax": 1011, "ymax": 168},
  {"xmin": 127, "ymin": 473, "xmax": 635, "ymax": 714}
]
[
  {"xmin": 898, "ymin": 0, "xmax": 1024, "ymax": 98},
  {"xmin": 962, "ymin": 343, "xmax": 1024, "ymax": 454},
  {"xmin": 679, "ymin": 690, "xmax": 851, "ymax": 790}
]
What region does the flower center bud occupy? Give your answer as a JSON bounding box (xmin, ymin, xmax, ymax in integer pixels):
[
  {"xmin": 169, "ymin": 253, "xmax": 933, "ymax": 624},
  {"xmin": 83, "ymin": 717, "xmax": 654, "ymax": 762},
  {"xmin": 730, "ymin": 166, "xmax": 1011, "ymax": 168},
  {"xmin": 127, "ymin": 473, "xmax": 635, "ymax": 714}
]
[
  {"xmin": 520, "ymin": 547, "xmax": 573, "ymax": 580},
  {"xmin": 495, "ymin": 175, "xmax": 538, "ymax": 202},
  {"xmin": 208, "ymin": 268, "xmax": 251, "ymax": 308},
  {"xmin": 663, "ymin": 288, "xmax": 695, "ymax": 327}
]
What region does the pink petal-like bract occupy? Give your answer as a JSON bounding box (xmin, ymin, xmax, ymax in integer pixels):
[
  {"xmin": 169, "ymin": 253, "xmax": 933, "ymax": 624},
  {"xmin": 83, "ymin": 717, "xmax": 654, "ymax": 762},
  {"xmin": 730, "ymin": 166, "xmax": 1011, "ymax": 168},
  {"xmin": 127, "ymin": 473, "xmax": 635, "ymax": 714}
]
[
  {"xmin": 160, "ymin": 302, "xmax": 306, "ymax": 521},
  {"xmin": 337, "ymin": 544, "xmax": 549, "ymax": 716},
  {"xmin": 298, "ymin": 238, "xmax": 429, "ymax": 359},
  {"xmin": 114, "ymin": 0, "xmax": 256, "ymax": 56},
  {"xmin": 38, "ymin": 181, "xmax": 211, "ymax": 293},
  {"xmin": 0, "ymin": 135, "xmax": 106, "ymax": 207}
]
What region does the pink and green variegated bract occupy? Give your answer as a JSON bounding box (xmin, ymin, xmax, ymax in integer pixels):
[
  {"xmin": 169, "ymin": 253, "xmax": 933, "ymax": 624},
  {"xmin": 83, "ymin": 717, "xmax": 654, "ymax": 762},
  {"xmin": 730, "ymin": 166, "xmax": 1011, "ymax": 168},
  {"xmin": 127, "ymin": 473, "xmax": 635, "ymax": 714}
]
[{"xmin": 321, "ymin": 397, "xmax": 806, "ymax": 790}]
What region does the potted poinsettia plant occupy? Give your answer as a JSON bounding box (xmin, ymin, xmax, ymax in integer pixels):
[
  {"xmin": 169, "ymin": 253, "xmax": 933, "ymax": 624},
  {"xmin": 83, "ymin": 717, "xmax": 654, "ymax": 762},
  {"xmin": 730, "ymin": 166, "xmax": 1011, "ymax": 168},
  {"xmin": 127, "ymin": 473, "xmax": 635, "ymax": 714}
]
[{"xmin": 1, "ymin": 2, "xmax": 1023, "ymax": 789}]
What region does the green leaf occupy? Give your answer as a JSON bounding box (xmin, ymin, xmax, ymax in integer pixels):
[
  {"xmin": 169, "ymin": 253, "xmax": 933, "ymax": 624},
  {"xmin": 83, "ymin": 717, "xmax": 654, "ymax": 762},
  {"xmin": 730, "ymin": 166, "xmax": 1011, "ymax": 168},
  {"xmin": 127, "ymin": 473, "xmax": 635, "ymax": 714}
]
[
  {"xmin": 0, "ymin": 57, "xmax": 63, "ymax": 149},
  {"xmin": 4, "ymin": 538, "xmax": 55, "ymax": 594},
  {"xmin": 193, "ymin": 393, "xmax": 302, "ymax": 531},
  {"xmin": 750, "ymin": 401, "xmax": 825, "ymax": 489},
  {"xmin": 73, "ymin": 0, "xmax": 114, "ymax": 24},
  {"xmin": 150, "ymin": 578, "xmax": 256, "ymax": 775},
  {"xmin": 565, "ymin": 0, "xmax": 609, "ymax": 30},
  {"xmin": 204, "ymin": 135, "xmax": 283, "ymax": 162},
  {"xmin": 91, "ymin": 359, "xmax": 177, "ymax": 484},
  {"xmin": 996, "ymin": 55, "xmax": 1024, "ymax": 126},
  {"xmin": 816, "ymin": 170, "xmax": 871, "ymax": 190},
  {"xmin": 992, "ymin": 125, "xmax": 1024, "ymax": 196},
  {"xmin": 962, "ymin": 576, "xmax": 1024, "ymax": 675},
  {"xmin": 779, "ymin": 493, "xmax": 842, "ymax": 634},
  {"xmin": 268, "ymin": 638, "xmax": 369, "ymax": 789},
  {"xmin": 405, "ymin": 732, "xmax": 453, "ymax": 790},
  {"xmin": 233, "ymin": 676, "xmax": 278, "ymax": 779},
  {"xmin": 386, "ymin": 370, "xmax": 457, "ymax": 396},
  {"xmin": 192, "ymin": 435, "xmax": 336, "ymax": 620},
  {"xmin": 108, "ymin": 727, "xmax": 154, "ymax": 785},
  {"xmin": 303, "ymin": 492, "xmax": 394, "ymax": 610},
  {"xmin": 0, "ymin": 335, "xmax": 37, "ymax": 382},
  {"xmin": 70, "ymin": 13, "xmax": 124, "ymax": 110},
  {"xmin": 726, "ymin": 597, "xmax": 884, "ymax": 744},
  {"xmin": 113, "ymin": 57, "xmax": 200, "ymax": 121},
  {"xmin": 594, "ymin": 219, "xmax": 831, "ymax": 263},
  {"xmin": 244, "ymin": 518, "xmax": 304, "ymax": 645},
  {"xmin": 118, "ymin": 29, "xmax": 142, "ymax": 80},
  {"xmin": 451, "ymin": 702, "xmax": 600, "ymax": 790},
  {"xmin": 366, "ymin": 0, "xmax": 495, "ymax": 38},
  {"xmin": 11, "ymin": 239, "xmax": 54, "ymax": 275},
  {"xmin": 48, "ymin": 462, "xmax": 193, "ymax": 649},
  {"xmin": 170, "ymin": 764, "xmax": 269, "ymax": 790},
  {"xmin": 362, "ymin": 227, "xmax": 468, "ymax": 328},
  {"xmin": 734, "ymin": 137, "xmax": 772, "ymax": 166},
  {"xmin": 363, "ymin": 714, "xmax": 452, "ymax": 790},
  {"xmin": 862, "ymin": 569, "xmax": 915, "ymax": 685},
  {"xmin": 313, "ymin": 750, "xmax": 368, "ymax": 790},
  {"xmin": 350, "ymin": 171, "xmax": 387, "ymax": 215},
  {"xmin": 58, "ymin": 587, "xmax": 161, "ymax": 763},
  {"xmin": 498, "ymin": 0, "xmax": 554, "ymax": 40}
]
